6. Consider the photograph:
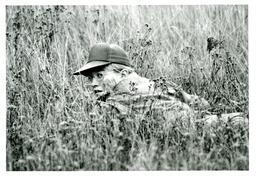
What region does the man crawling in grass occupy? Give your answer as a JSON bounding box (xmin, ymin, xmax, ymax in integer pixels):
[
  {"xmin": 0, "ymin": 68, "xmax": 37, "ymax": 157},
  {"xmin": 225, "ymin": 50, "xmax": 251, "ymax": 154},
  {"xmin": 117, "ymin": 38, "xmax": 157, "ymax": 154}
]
[{"xmin": 73, "ymin": 43, "xmax": 247, "ymax": 127}]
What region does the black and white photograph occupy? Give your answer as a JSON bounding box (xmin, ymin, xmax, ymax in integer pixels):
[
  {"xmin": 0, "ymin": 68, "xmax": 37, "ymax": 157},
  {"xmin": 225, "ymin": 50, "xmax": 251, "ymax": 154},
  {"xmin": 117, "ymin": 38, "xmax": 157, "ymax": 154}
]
[{"xmin": 3, "ymin": 1, "xmax": 255, "ymax": 174}]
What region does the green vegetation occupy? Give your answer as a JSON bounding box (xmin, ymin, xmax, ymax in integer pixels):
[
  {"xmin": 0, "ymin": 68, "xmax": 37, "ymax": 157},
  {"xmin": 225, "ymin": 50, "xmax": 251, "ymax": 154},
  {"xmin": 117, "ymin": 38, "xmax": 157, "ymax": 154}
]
[{"xmin": 6, "ymin": 5, "xmax": 248, "ymax": 170}]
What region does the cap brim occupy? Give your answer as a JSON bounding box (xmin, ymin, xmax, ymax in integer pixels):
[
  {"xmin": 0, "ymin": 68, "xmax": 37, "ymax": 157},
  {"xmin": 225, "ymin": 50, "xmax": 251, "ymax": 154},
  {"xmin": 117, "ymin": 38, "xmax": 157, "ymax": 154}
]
[{"xmin": 73, "ymin": 61, "xmax": 110, "ymax": 75}]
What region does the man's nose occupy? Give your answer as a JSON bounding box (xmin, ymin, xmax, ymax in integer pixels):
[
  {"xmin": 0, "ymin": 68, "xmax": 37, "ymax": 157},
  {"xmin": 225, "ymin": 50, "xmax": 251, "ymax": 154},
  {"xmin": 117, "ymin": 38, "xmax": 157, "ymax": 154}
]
[{"xmin": 91, "ymin": 78, "xmax": 99, "ymax": 87}]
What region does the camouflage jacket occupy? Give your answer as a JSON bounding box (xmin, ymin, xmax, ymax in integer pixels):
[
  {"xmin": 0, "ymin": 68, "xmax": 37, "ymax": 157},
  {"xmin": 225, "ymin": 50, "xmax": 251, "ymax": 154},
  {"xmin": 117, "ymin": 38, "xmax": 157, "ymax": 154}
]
[
  {"xmin": 95, "ymin": 90, "xmax": 247, "ymax": 127},
  {"xmin": 94, "ymin": 90, "xmax": 204, "ymax": 130}
]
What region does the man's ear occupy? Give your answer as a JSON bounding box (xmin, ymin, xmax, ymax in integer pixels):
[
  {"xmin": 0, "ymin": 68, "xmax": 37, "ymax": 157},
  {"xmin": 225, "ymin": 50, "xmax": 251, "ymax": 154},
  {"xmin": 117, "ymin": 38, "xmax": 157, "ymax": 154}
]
[{"xmin": 120, "ymin": 69, "xmax": 129, "ymax": 78}]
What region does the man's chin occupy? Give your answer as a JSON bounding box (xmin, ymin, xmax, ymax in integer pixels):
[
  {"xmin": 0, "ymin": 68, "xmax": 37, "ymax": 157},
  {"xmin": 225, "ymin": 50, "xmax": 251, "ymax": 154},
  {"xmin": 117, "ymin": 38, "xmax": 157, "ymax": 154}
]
[{"xmin": 95, "ymin": 91, "xmax": 110, "ymax": 101}]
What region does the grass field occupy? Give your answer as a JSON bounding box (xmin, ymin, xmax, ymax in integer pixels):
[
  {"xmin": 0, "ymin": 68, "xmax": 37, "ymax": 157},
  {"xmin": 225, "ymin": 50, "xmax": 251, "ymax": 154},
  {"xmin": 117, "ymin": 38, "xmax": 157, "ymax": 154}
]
[{"xmin": 6, "ymin": 5, "xmax": 248, "ymax": 170}]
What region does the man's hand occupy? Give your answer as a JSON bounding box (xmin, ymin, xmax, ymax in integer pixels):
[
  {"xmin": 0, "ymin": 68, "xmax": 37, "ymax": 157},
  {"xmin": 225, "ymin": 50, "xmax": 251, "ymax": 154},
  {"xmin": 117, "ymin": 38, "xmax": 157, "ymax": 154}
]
[{"xmin": 166, "ymin": 80, "xmax": 210, "ymax": 109}]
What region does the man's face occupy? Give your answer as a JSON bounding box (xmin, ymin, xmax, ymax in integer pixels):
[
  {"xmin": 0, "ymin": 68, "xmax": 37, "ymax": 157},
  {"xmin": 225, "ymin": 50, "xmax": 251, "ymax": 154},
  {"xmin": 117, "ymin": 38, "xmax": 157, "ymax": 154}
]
[{"xmin": 86, "ymin": 67, "xmax": 122, "ymax": 98}]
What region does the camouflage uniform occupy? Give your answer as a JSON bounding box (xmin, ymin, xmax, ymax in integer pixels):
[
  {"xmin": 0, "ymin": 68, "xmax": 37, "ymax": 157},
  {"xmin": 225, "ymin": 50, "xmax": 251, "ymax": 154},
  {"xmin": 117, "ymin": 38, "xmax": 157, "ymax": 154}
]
[
  {"xmin": 96, "ymin": 86, "xmax": 248, "ymax": 129},
  {"xmin": 94, "ymin": 83, "xmax": 207, "ymax": 134}
]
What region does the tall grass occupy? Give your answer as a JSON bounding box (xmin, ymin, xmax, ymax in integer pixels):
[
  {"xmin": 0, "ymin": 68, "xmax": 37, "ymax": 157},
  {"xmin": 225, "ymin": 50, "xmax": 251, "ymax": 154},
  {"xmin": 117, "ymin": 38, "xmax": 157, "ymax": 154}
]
[{"xmin": 6, "ymin": 5, "xmax": 248, "ymax": 170}]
